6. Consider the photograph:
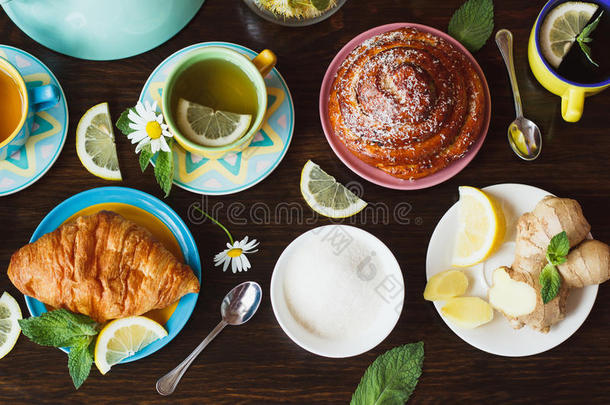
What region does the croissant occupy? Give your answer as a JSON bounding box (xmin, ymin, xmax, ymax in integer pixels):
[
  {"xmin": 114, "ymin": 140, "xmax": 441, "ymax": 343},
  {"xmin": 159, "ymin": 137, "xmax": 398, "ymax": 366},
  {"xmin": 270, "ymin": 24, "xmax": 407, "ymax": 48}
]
[{"xmin": 7, "ymin": 211, "xmax": 200, "ymax": 323}]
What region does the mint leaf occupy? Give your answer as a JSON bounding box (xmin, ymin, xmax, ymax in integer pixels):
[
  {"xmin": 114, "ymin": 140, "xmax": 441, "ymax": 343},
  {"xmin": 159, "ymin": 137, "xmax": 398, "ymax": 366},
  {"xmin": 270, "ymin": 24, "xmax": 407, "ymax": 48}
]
[
  {"xmin": 68, "ymin": 336, "xmax": 94, "ymax": 389},
  {"xmin": 351, "ymin": 342, "xmax": 424, "ymax": 405},
  {"xmin": 311, "ymin": 0, "xmax": 330, "ymax": 10},
  {"xmin": 540, "ymin": 263, "xmax": 562, "ymax": 304},
  {"xmin": 578, "ymin": 41, "xmax": 598, "ymax": 67},
  {"xmin": 578, "ymin": 11, "xmax": 603, "ymax": 42},
  {"xmin": 154, "ymin": 138, "xmax": 174, "ymax": 197},
  {"xmin": 139, "ymin": 143, "xmax": 154, "ymax": 172},
  {"xmin": 576, "ymin": 11, "xmax": 603, "ymax": 67},
  {"xmin": 19, "ymin": 309, "xmax": 99, "ymax": 347},
  {"xmin": 116, "ymin": 107, "xmax": 136, "ymax": 136},
  {"xmin": 448, "ymin": 0, "xmax": 494, "ymax": 52},
  {"xmin": 546, "ymin": 231, "xmax": 569, "ymax": 266}
]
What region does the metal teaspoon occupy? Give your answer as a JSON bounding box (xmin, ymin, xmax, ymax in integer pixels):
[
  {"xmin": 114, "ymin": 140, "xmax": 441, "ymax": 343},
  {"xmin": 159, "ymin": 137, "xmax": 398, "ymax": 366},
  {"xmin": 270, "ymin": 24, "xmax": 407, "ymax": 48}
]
[
  {"xmin": 156, "ymin": 281, "xmax": 263, "ymax": 395},
  {"xmin": 496, "ymin": 29, "xmax": 542, "ymax": 161}
]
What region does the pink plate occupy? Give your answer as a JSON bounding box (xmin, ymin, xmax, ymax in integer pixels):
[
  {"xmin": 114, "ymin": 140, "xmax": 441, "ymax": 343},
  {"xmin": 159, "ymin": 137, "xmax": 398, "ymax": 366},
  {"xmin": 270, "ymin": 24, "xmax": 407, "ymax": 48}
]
[{"xmin": 319, "ymin": 23, "xmax": 491, "ymax": 190}]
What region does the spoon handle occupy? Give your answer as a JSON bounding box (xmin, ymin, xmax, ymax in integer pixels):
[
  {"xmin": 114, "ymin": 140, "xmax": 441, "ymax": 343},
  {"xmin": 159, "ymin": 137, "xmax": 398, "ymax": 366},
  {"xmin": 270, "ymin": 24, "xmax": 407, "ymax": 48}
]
[
  {"xmin": 156, "ymin": 320, "xmax": 228, "ymax": 396},
  {"xmin": 495, "ymin": 29, "xmax": 523, "ymax": 118}
]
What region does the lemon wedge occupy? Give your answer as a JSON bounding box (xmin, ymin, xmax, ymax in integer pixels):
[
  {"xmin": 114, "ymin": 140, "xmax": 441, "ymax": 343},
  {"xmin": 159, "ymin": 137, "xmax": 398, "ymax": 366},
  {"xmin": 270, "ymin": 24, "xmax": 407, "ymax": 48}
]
[
  {"xmin": 300, "ymin": 160, "xmax": 367, "ymax": 218},
  {"xmin": 0, "ymin": 292, "xmax": 22, "ymax": 360},
  {"xmin": 94, "ymin": 316, "xmax": 167, "ymax": 374},
  {"xmin": 452, "ymin": 186, "xmax": 505, "ymax": 267},
  {"xmin": 76, "ymin": 102, "xmax": 122, "ymax": 181}
]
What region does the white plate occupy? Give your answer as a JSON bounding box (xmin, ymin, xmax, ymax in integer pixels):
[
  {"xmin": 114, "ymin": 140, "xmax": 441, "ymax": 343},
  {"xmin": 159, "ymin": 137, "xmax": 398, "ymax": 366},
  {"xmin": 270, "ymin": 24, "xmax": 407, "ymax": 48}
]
[
  {"xmin": 426, "ymin": 183, "xmax": 598, "ymax": 357},
  {"xmin": 271, "ymin": 225, "xmax": 404, "ymax": 358}
]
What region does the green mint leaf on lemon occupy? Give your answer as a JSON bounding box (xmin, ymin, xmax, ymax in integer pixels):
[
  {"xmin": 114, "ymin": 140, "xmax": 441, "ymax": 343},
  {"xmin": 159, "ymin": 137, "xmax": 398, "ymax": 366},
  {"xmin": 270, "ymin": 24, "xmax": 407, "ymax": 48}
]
[
  {"xmin": 154, "ymin": 138, "xmax": 174, "ymax": 197},
  {"xmin": 311, "ymin": 0, "xmax": 330, "ymax": 11},
  {"xmin": 546, "ymin": 231, "xmax": 570, "ymax": 266},
  {"xmin": 448, "ymin": 0, "xmax": 494, "ymax": 52},
  {"xmin": 540, "ymin": 263, "xmax": 562, "ymax": 304},
  {"xmin": 577, "ymin": 11, "xmax": 603, "ymax": 67},
  {"xmin": 68, "ymin": 336, "xmax": 94, "ymax": 389},
  {"xmin": 19, "ymin": 309, "xmax": 99, "ymax": 348},
  {"xmin": 351, "ymin": 342, "xmax": 424, "ymax": 405},
  {"xmin": 116, "ymin": 107, "xmax": 136, "ymax": 135},
  {"xmin": 578, "ymin": 10, "xmax": 603, "ymax": 41},
  {"xmin": 139, "ymin": 143, "xmax": 154, "ymax": 172}
]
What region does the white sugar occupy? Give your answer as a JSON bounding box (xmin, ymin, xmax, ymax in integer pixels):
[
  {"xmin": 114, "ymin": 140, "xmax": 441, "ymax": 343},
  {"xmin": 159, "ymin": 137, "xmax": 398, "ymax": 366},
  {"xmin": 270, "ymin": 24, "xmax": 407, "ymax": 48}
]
[{"xmin": 282, "ymin": 230, "xmax": 386, "ymax": 340}]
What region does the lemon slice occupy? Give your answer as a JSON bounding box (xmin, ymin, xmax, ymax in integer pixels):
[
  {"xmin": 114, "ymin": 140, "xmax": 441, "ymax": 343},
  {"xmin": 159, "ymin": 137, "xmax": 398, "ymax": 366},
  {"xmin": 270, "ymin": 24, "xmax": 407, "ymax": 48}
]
[
  {"xmin": 76, "ymin": 102, "xmax": 122, "ymax": 181},
  {"xmin": 94, "ymin": 316, "xmax": 167, "ymax": 374},
  {"xmin": 452, "ymin": 186, "xmax": 505, "ymax": 267},
  {"xmin": 300, "ymin": 160, "xmax": 367, "ymax": 218},
  {"xmin": 0, "ymin": 292, "xmax": 22, "ymax": 360},
  {"xmin": 176, "ymin": 98, "xmax": 252, "ymax": 147},
  {"xmin": 540, "ymin": 1, "xmax": 598, "ymax": 68}
]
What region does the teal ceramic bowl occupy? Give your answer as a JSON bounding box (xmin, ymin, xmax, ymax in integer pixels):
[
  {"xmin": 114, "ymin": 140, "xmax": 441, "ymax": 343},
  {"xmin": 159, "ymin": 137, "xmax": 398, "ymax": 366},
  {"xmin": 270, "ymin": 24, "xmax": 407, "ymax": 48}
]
[
  {"xmin": 24, "ymin": 187, "xmax": 201, "ymax": 363},
  {"xmin": 1, "ymin": 0, "xmax": 205, "ymax": 61}
]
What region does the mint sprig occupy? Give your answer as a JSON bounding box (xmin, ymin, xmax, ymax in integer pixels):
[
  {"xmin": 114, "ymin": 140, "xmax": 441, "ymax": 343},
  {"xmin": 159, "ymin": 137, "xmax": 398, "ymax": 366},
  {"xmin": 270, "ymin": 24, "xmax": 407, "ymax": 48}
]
[
  {"xmin": 576, "ymin": 11, "xmax": 603, "ymax": 67},
  {"xmin": 19, "ymin": 309, "xmax": 100, "ymax": 389},
  {"xmin": 351, "ymin": 342, "xmax": 424, "ymax": 405},
  {"xmin": 448, "ymin": 0, "xmax": 494, "ymax": 52},
  {"xmin": 539, "ymin": 231, "xmax": 570, "ymax": 304}
]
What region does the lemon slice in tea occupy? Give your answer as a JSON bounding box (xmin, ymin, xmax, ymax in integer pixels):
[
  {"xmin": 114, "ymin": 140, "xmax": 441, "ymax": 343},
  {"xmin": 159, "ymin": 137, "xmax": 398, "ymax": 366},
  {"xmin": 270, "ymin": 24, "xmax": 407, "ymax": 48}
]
[
  {"xmin": 540, "ymin": 1, "xmax": 599, "ymax": 68},
  {"xmin": 176, "ymin": 98, "xmax": 252, "ymax": 147},
  {"xmin": 300, "ymin": 160, "xmax": 367, "ymax": 218},
  {"xmin": 76, "ymin": 102, "xmax": 122, "ymax": 181},
  {"xmin": 0, "ymin": 292, "xmax": 22, "ymax": 360}
]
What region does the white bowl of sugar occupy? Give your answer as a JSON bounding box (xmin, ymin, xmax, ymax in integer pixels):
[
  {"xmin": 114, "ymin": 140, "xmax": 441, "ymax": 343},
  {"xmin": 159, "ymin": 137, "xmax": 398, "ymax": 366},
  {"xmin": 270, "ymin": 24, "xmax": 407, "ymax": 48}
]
[{"xmin": 270, "ymin": 225, "xmax": 404, "ymax": 358}]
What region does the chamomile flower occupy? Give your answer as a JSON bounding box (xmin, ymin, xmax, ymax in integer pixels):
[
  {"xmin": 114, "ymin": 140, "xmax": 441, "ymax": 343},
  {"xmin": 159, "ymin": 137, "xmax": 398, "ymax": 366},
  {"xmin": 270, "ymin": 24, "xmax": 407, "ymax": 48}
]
[
  {"xmin": 214, "ymin": 236, "xmax": 260, "ymax": 273},
  {"xmin": 127, "ymin": 101, "xmax": 173, "ymax": 154},
  {"xmin": 192, "ymin": 206, "xmax": 260, "ymax": 274}
]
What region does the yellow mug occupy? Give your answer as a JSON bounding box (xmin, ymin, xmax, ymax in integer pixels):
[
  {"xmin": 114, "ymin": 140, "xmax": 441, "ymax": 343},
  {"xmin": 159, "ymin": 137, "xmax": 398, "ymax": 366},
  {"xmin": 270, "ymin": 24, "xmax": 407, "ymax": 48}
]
[{"xmin": 528, "ymin": 0, "xmax": 610, "ymax": 123}]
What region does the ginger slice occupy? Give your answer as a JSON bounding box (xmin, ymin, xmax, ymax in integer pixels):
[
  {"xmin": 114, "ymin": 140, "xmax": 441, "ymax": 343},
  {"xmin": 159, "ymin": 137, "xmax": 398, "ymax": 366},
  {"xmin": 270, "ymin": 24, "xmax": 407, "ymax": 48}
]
[
  {"xmin": 488, "ymin": 267, "xmax": 537, "ymax": 317},
  {"xmin": 441, "ymin": 297, "xmax": 493, "ymax": 329},
  {"xmin": 423, "ymin": 270, "xmax": 469, "ymax": 301}
]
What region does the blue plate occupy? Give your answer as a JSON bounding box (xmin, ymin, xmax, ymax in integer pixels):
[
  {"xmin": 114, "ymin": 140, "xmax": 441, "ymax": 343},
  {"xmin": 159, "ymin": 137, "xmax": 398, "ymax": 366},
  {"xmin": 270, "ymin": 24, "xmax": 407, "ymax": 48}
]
[{"xmin": 24, "ymin": 187, "xmax": 201, "ymax": 363}]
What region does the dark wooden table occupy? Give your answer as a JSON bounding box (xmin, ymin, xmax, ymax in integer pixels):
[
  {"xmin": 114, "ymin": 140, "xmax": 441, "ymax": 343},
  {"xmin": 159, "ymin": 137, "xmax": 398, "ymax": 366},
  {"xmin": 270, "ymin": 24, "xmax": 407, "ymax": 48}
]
[{"xmin": 1, "ymin": 0, "xmax": 609, "ymax": 403}]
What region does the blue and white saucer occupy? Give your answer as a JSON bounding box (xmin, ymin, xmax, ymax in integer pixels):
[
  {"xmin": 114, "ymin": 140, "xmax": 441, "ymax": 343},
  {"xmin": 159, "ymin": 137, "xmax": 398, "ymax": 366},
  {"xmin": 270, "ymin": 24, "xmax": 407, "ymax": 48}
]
[
  {"xmin": 0, "ymin": 45, "xmax": 68, "ymax": 197},
  {"xmin": 139, "ymin": 42, "xmax": 295, "ymax": 195}
]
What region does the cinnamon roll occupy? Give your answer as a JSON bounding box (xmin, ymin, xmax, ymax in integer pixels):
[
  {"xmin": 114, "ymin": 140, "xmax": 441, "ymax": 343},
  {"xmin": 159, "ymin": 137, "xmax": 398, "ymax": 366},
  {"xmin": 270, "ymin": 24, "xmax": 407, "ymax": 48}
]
[{"xmin": 328, "ymin": 27, "xmax": 487, "ymax": 180}]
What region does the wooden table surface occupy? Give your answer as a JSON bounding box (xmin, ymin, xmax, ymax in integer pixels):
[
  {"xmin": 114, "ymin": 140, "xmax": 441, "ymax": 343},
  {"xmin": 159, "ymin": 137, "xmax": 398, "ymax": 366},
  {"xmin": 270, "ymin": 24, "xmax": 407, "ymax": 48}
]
[{"xmin": 1, "ymin": 0, "xmax": 609, "ymax": 403}]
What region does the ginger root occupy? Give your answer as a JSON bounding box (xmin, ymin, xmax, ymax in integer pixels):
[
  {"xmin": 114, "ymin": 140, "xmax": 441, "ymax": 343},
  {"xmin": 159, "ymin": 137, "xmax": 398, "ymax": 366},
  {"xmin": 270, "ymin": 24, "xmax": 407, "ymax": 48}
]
[
  {"xmin": 558, "ymin": 240, "xmax": 610, "ymax": 288},
  {"xmin": 489, "ymin": 266, "xmax": 569, "ymax": 331},
  {"xmin": 489, "ymin": 196, "xmax": 610, "ymax": 333}
]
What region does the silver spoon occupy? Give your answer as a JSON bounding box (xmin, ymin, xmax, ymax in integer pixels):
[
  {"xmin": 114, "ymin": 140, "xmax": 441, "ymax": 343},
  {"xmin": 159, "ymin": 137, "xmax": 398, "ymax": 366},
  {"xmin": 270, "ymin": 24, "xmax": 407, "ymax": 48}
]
[
  {"xmin": 495, "ymin": 29, "xmax": 542, "ymax": 161},
  {"xmin": 156, "ymin": 281, "xmax": 263, "ymax": 396}
]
